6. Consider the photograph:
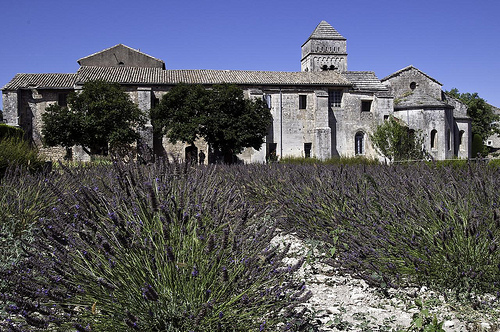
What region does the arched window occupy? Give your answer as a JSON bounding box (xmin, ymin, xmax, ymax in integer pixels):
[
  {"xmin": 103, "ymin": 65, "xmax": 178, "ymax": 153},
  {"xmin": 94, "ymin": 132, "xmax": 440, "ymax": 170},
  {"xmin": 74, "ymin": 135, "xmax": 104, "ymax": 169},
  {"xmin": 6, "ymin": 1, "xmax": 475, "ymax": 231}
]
[
  {"xmin": 459, "ymin": 130, "xmax": 465, "ymax": 151},
  {"xmin": 355, "ymin": 132, "xmax": 365, "ymax": 155},
  {"xmin": 446, "ymin": 129, "xmax": 451, "ymax": 151},
  {"xmin": 430, "ymin": 130, "xmax": 437, "ymax": 150}
]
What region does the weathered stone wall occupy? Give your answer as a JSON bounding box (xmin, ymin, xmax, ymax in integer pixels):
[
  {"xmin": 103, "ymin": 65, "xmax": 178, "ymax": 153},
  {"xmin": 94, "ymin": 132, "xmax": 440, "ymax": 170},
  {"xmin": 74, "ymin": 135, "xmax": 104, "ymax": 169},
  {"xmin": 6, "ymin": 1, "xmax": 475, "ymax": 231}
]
[
  {"xmin": 385, "ymin": 68, "xmax": 442, "ymax": 101},
  {"xmin": 393, "ymin": 108, "xmax": 456, "ymax": 160},
  {"xmin": 78, "ymin": 46, "xmax": 164, "ymax": 68},
  {"xmin": 455, "ymin": 120, "xmax": 471, "ymax": 159},
  {"xmin": 2, "ymin": 91, "xmax": 18, "ymax": 126},
  {"xmin": 334, "ymin": 92, "xmax": 392, "ymax": 159}
]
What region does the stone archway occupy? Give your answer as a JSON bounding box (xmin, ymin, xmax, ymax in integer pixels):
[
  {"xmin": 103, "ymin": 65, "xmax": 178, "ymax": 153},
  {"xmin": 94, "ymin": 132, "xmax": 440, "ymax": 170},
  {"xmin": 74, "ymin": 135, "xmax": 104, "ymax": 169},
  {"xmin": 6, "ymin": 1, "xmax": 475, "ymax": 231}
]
[{"xmin": 185, "ymin": 145, "xmax": 198, "ymax": 164}]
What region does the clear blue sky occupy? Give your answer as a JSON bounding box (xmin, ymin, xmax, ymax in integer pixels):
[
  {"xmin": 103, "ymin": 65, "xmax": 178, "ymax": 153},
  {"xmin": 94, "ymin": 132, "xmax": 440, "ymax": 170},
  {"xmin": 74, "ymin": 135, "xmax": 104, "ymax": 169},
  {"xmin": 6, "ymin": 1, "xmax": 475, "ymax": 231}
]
[{"xmin": 1, "ymin": 0, "xmax": 499, "ymax": 106}]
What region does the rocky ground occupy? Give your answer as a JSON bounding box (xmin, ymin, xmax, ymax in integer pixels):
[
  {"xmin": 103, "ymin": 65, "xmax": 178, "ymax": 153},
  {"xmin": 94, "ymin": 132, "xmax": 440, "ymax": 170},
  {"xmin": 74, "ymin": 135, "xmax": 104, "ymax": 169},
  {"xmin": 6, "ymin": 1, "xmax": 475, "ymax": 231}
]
[{"xmin": 274, "ymin": 233, "xmax": 500, "ymax": 332}]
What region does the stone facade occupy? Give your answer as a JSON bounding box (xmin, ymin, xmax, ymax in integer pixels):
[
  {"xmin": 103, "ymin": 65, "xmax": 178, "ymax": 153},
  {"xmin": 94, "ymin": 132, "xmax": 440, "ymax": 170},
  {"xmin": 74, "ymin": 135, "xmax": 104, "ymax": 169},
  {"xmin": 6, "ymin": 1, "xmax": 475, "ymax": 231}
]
[
  {"xmin": 1, "ymin": 21, "xmax": 471, "ymax": 163},
  {"xmin": 381, "ymin": 66, "xmax": 471, "ymax": 160}
]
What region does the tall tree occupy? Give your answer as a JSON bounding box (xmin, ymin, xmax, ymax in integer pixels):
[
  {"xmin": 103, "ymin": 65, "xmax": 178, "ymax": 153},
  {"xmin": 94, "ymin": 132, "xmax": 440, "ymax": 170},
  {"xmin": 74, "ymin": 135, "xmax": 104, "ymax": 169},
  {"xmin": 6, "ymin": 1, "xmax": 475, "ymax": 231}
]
[
  {"xmin": 42, "ymin": 80, "xmax": 146, "ymax": 157},
  {"xmin": 151, "ymin": 83, "xmax": 272, "ymax": 163},
  {"xmin": 446, "ymin": 89, "xmax": 500, "ymax": 143},
  {"xmin": 370, "ymin": 116, "xmax": 426, "ymax": 162}
]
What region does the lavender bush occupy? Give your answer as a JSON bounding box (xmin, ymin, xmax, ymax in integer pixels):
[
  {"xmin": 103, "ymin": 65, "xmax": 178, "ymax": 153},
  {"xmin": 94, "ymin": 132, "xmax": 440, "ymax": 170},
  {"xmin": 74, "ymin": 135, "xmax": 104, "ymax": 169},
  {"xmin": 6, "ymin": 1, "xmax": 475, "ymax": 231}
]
[
  {"xmin": 242, "ymin": 162, "xmax": 500, "ymax": 298},
  {"xmin": 1, "ymin": 160, "xmax": 311, "ymax": 331}
]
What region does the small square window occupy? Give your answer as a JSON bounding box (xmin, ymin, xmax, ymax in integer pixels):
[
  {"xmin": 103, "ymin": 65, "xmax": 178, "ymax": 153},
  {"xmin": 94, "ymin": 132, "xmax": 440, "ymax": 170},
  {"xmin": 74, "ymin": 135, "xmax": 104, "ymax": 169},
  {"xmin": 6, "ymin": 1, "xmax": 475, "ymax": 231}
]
[
  {"xmin": 361, "ymin": 100, "xmax": 372, "ymax": 112},
  {"xmin": 299, "ymin": 95, "xmax": 307, "ymax": 109}
]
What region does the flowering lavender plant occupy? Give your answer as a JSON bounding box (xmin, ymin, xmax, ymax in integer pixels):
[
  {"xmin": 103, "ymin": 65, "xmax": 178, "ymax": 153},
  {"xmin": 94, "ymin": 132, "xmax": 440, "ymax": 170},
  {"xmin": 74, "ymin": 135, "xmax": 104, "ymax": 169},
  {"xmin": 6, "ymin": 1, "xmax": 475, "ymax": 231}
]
[
  {"xmin": 243, "ymin": 161, "xmax": 500, "ymax": 299},
  {"xmin": 1, "ymin": 159, "xmax": 311, "ymax": 331}
]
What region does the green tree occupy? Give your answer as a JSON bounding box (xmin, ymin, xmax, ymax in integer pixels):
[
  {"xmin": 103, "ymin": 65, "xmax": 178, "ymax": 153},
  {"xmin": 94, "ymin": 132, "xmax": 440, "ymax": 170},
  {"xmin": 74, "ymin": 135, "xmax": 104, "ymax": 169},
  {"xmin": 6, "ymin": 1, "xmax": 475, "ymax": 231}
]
[
  {"xmin": 151, "ymin": 83, "xmax": 272, "ymax": 163},
  {"xmin": 446, "ymin": 89, "xmax": 500, "ymax": 154},
  {"xmin": 370, "ymin": 116, "xmax": 426, "ymax": 162},
  {"xmin": 42, "ymin": 80, "xmax": 146, "ymax": 158}
]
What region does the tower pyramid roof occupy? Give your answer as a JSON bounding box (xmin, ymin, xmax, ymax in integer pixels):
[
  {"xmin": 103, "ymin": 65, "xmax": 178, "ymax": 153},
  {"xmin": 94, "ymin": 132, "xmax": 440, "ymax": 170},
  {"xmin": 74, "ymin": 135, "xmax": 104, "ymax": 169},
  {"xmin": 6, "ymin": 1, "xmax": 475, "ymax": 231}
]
[{"xmin": 307, "ymin": 21, "xmax": 346, "ymax": 40}]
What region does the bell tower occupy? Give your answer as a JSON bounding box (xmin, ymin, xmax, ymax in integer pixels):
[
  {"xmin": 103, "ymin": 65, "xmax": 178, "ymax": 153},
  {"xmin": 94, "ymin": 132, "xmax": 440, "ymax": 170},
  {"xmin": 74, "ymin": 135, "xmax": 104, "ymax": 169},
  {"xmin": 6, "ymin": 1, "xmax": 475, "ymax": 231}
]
[{"xmin": 301, "ymin": 21, "xmax": 347, "ymax": 72}]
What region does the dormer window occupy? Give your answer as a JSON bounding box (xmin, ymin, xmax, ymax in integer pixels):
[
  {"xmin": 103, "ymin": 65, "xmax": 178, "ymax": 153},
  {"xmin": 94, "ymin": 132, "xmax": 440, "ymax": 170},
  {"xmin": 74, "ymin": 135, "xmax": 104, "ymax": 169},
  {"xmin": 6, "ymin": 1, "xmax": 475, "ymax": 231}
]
[{"xmin": 118, "ymin": 62, "xmax": 125, "ymax": 66}]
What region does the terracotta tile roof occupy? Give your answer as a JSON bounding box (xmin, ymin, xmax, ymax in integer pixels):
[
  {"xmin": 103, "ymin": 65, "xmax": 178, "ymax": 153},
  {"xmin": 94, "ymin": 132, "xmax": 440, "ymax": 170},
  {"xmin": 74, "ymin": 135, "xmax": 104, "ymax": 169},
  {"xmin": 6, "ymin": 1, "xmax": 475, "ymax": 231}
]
[
  {"xmin": 75, "ymin": 66, "xmax": 352, "ymax": 86},
  {"xmin": 343, "ymin": 71, "xmax": 389, "ymax": 93},
  {"xmin": 2, "ymin": 73, "xmax": 78, "ymax": 90},
  {"xmin": 3, "ymin": 66, "xmax": 352, "ymax": 91}
]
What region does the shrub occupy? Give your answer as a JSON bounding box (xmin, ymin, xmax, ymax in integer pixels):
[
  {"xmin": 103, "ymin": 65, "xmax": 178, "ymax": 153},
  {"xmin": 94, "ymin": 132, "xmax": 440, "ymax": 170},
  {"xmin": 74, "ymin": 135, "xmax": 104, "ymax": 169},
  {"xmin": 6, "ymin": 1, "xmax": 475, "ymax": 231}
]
[
  {"xmin": 279, "ymin": 156, "xmax": 379, "ymax": 166},
  {"xmin": 0, "ymin": 137, "xmax": 46, "ymax": 177},
  {"xmin": 0, "ymin": 123, "xmax": 24, "ymax": 141},
  {"xmin": 1, "ymin": 161, "xmax": 311, "ymax": 331},
  {"xmin": 241, "ymin": 162, "xmax": 500, "ymax": 299}
]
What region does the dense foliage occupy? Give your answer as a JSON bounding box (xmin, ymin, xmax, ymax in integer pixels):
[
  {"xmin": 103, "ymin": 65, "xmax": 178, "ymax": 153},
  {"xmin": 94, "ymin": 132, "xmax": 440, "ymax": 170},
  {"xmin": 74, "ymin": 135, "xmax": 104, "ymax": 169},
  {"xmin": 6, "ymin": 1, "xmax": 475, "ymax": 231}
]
[
  {"xmin": 2, "ymin": 159, "xmax": 500, "ymax": 330},
  {"xmin": 446, "ymin": 89, "xmax": 500, "ymax": 154},
  {"xmin": 0, "ymin": 161, "xmax": 311, "ymax": 331},
  {"xmin": 0, "ymin": 137, "xmax": 46, "ymax": 177},
  {"xmin": 243, "ymin": 161, "xmax": 500, "ymax": 299},
  {"xmin": 151, "ymin": 84, "xmax": 272, "ymax": 163},
  {"xmin": 42, "ymin": 80, "xmax": 146, "ymax": 158},
  {"xmin": 0, "ymin": 124, "xmax": 24, "ymax": 141},
  {"xmin": 370, "ymin": 116, "xmax": 426, "ymax": 162}
]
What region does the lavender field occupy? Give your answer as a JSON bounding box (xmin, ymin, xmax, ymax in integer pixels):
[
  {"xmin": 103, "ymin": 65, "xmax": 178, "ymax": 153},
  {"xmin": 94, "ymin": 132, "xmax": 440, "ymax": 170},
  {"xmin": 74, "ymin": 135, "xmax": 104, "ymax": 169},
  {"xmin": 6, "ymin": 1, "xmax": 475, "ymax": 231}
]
[{"xmin": 1, "ymin": 159, "xmax": 500, "ymax": 331}]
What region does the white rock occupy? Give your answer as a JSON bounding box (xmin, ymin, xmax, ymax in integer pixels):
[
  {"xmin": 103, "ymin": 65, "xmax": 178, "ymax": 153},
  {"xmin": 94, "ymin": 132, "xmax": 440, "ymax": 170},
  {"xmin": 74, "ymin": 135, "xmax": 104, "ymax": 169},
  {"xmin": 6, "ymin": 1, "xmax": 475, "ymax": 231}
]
[{"xmin": 443, "ymin": 320, "xmax": 455, "ymax": 328}]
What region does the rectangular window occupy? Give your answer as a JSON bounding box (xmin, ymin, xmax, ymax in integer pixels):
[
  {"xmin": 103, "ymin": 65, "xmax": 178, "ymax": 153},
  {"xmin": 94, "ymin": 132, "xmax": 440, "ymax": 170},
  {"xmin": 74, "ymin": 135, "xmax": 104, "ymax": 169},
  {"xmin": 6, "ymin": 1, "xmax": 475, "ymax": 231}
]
[
  {"xmin": 264, "ymin": 94, "xmax": 272, "ymax": 108},
  {"xmin": 304, "ymin": 143, "xmax": 312, "ymax": 158},
  {"xmin": 299, "ymin": 95, "xmax": 307, "ymax": 109},
  {"xmin": 328, "ymin": 90, "xmax": 342, "ymax": 108},
  {"xmin": 152, "ymin": 96, "xmax": 160, "ymax": 108},
  {"xmin": 58, "ymin": 93, "xmax": 68, "ymax": 107},
  {"xmin": 361, "ymin": 100, "xmax": 372, "ymax": 112}
]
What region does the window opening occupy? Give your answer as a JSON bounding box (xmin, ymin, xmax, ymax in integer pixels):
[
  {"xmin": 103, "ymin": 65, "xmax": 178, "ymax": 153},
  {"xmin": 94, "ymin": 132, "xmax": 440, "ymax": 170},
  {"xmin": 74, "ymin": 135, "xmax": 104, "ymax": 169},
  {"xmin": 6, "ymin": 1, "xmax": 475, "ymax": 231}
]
[
  {"xmin": 361, "ymin": 100, "xmax": 372, "ymax": 112},
  {"xmin": 58, "ymin": 93, "xmax": 68, "ymax": 107},
  {"xmin": 430, "ymin": 130, "xmax": 437, "ymax": 150},
  {"xmin": 329, "ymin": 90, "xmax": 342, "ymax": 108},
  {"xmin": 447, "ymin": 129, "xmax": 451, "ymax": 151},
  {"xmin": 410, "ymin": 82, "xmax": 417, "ymax": 90},
  {"xmin": 299, "ymin": 95, "xmax": 307, "ymax": 110},
  {"xmin": 355, "ymin": 132, "xmax": 364, "ymax": 155},
  {"xmin": 304, "ymin": 143, "xmax": 312, "ymax": 158},
  {"xmin": 459, "ymin": 130, "xmax": 465, "ymax": 150},
  {"xmin": 264, "ymin": 94, "xmax": 272, "ymax": 108}
]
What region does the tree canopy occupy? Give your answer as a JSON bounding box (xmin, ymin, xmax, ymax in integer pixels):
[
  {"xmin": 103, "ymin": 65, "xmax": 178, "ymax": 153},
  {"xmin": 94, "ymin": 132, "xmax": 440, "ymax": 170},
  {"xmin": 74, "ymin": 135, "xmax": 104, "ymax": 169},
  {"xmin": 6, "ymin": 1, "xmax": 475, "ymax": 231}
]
[
  {"xmin": 151, "ymin": 83, "xmax": 272, "ymax": 163},
  {"xmin": 42, "ymin": 80, "xmax": 146, "ymax": 157},
  {"xmin": 370, "ymin": 116, "xmax": 426, "ymax": 162},
  {"xmin": 446, "ymin": 89, "xmax": 500, "ymax": 142}
]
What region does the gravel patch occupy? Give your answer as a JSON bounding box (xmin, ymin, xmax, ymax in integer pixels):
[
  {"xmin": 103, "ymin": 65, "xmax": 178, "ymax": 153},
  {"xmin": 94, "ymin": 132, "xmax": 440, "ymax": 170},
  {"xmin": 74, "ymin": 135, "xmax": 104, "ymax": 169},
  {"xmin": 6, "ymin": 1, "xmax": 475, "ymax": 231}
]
[{"xmin": 273, "ymin": 233, "xmax": 500, "ymax": 331}]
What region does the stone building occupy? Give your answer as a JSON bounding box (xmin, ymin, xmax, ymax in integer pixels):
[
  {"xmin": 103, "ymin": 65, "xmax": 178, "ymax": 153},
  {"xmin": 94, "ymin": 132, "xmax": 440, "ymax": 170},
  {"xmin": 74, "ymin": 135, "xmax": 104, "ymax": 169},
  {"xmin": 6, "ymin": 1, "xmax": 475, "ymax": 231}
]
[{"xmin": 2, "ymin": 21, "xmax": 471, "ymax": 162}]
